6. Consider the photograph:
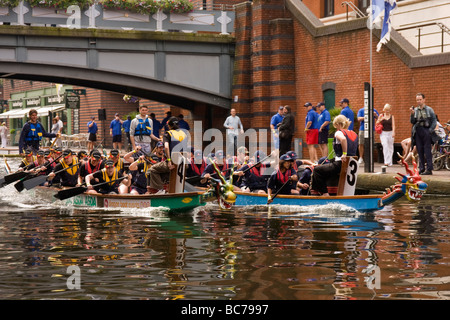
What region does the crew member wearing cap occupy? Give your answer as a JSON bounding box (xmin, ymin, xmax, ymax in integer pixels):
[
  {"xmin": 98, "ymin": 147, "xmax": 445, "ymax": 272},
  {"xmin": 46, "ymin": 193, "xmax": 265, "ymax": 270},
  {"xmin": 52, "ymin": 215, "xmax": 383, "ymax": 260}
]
[
  {"xmin": 339, "ymin": 98, "xmax": 355, "ymax": 131},
  {"xmin": 311, "ymin": 115, "xmax": 358, "ymax": 196},
  {"xmin": 110, "ymin": 113, "xmax": 124, "ymax": 150},
  {"xmin": 201, "ymin": 150, "xmax": 232, "ymax": 182},
  {"xmin": 48, "ymin": 149, "xmax": 80, "ymax": 187},
  {"xmin": 267, "ymin": 154, "xmax": 299, "ymax": 203},
  {"xmin": 18, "ymin": 147, "xmax": 36, "ymax": 170},
  {"xmin": 235, "ymin": 150, "xmax": 271, "ymax": 194},
  {"xmin": 18, "ymin": 109, "xmax": 59, "ymax": 155},
  {"xmin": 109, "ymin": 149, "xmax": 125, "ymax": 174},
  {"xmin": 147, "ymin": 116, "xmax": 188, "ymax": 194},
  {"xmin": 85, "ymin": 159, "xmax": 132, "ymax": 194},
  {"xmin": 304, "ymin": 102, "xmax": 319, "ymax": 163},
  {"xmin": 128, "ymin": 154, "xmax": 153, "ymax": 195},
  {"xmin": 186, "ymin": 149, "xmax": 208, "ymax": 186},
  {"xmin": 27, "ymin": 149, "xmax": 50, "ymax": 177},
  {"xmin": 78, "ymin": 149, "xmax": 104, "ymax": 185}
]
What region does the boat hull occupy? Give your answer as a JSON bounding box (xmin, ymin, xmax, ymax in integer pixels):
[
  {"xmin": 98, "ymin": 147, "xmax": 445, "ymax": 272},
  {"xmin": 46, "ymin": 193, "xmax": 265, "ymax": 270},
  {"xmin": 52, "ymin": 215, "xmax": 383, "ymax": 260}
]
[
  {"xmin": 34, "ymin": 187, "xmax": 207, "ymax": 212},
  {"xmin": 234, "ymin": 192, "xmax": 385, "ymax": 212}
]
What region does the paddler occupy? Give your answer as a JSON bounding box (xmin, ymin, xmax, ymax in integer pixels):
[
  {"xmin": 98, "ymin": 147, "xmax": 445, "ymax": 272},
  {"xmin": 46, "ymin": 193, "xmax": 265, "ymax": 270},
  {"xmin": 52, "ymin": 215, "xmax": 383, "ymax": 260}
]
[
  {"xmin": 85, "ymin": 159, "xmax": 131, "ymax": 194},
  {"xmin": 234, "ymin": 150, "xmax": 271, "ymax": 194},
  {"xmin": 267, "ymin": 153, "xmax": 299, "ymax": 203},
  {"xmin": 78, "ymin": 149, "xmax": 104, "ymax": 185},
  {"xmin": 109, "ymin": 149, "xmax": 125, "ymax": 173},
  {"xmin": 128, "ymin": 153, "xmax": 154, "ymax": 195},
  {"xmin": 18, "ymin": 147, "xmax": 36, "ymax": 171},
  {"xmin": 186, "ymin": 149, "xmax": 208, "ymax": 187},
  {"xmin": 27, "ymin": 149, "xmax": 50, "ymax": 176},
  {"xmin": 48, "ymin": 149, "xmax": 80, "ymax": 187}
]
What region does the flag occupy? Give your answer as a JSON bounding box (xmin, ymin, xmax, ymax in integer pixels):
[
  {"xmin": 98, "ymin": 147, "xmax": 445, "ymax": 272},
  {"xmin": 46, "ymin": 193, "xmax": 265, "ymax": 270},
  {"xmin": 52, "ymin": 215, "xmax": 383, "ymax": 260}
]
[
  {"xmin": 377, "ymin": 0, "xmax": 397, "ymax": 51},
  {"xmin": 371, "ymin": 0, "xmax": 385, "ymax": 26}
]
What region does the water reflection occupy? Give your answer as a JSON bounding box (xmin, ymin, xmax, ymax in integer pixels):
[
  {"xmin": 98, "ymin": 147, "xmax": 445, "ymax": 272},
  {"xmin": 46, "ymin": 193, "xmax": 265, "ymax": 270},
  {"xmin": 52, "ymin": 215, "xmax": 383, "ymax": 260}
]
[{"xmin": 0, "ymin": 195, "xmax": 450, "ymax": 300}]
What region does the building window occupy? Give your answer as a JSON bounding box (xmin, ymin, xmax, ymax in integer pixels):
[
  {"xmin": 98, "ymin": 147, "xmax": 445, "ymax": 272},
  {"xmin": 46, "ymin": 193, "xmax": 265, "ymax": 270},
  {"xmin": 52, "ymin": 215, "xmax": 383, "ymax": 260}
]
[
  {"xmin": 323, "ymin": 89, "xmax": 335, "ymax": 110},
  {"xmin": 358, "ymin": 0, "xmax": 370, "ymax": 12},
  {"xmin": 324, "ymin": 0, "xmax": 334, "ymax": 17}
]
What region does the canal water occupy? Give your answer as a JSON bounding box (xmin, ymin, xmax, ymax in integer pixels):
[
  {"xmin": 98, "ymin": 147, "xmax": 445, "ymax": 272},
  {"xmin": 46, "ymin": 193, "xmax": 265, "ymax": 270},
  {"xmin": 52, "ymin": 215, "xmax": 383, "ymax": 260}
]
[{"xmin": 0, "ymin": 179, "xmax": 449, "ymax": 300}]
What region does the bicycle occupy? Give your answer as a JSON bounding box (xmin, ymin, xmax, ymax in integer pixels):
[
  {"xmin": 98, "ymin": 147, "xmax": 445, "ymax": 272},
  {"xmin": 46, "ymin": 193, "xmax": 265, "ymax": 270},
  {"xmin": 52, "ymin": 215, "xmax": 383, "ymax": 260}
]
[{"xmin": 432, "ymin": 140, "xmax": 450, "ymax": 171}]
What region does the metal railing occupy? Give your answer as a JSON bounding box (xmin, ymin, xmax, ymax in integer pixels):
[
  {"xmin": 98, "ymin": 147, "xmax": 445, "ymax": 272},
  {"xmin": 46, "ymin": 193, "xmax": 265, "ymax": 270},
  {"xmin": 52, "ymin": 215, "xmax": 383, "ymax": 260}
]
[
  {"xmin": 397, "ymin": 22, "xmax": 450, "ymax": 53},
  {"xmin": 341, "ymin": 1, "xmax": 366, "ymax": 20}
]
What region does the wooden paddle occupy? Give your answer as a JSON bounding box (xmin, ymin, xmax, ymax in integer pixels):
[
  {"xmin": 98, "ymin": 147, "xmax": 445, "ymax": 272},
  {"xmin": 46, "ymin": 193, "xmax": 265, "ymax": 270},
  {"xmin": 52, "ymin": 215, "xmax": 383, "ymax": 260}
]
[
  {"xmin": 21, "ymin": 161, "xmax": 81, "ymax": 191},
  {"xmin": 267, "ymin": 177, "xmax": 292, "ymax": 205},
  {"xmin": 54, "ymin": 176, "xmax": 128, "ymax": 200},
  {"xmin": 14, "ymin": 154, "xmax": 63, "ymax": 192}
]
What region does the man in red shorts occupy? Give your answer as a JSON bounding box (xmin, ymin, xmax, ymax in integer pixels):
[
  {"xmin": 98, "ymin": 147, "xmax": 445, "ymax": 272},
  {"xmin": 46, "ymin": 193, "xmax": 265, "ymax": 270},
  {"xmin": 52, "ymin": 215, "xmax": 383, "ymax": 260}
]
[{"xmin": 304, "ymin": 102, "xmax": 319, "ymax": 163}]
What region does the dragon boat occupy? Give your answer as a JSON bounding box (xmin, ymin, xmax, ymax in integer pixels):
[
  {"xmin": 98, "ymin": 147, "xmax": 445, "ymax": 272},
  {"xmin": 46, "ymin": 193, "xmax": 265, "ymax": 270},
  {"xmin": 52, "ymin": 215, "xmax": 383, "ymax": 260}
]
[
  {"xmin": 32, "ymin": 159, "xmax": 237, "ymax": 213},
  {"xmin": 233, "ymin": 155, "xmax": 427, "ymax": 213}
]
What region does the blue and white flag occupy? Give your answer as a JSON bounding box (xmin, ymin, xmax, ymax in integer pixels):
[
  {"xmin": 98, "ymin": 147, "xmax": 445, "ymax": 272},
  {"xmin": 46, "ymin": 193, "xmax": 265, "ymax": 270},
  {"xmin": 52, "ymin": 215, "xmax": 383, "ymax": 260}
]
[
  {"xmin": 371, "ymin": 0, "xmax": 385, "ymax": 26},
  {"xmin": 377, "ymin": 0, "xmax": 397, "ymax": 52}
]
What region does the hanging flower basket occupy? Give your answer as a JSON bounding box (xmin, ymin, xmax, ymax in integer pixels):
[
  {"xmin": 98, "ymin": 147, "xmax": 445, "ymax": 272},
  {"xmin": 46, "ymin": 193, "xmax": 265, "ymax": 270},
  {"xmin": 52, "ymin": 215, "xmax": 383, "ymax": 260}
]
[
  {"xmin": 99, "ymin": 0, "xmax": 193, "ymax": 16},
  {"xmin": 27, "ymin": 0, "xmax": 95, "ymax": 10},
  {"xmin": 123, "ymin": 95, "xmax": 140, "ymax": 103}
]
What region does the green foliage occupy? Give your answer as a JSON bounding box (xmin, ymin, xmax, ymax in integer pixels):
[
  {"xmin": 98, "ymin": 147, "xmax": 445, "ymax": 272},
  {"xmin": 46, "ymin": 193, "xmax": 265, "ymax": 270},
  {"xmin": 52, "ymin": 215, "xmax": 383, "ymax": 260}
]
[
  {"xmin": 0, "ymin": 0, "xmax": 20, "ymax": 7},
  {"xmin": 27, "ymin": 0, "xmax": 95, "ymax": 9},
  {"xmin": 99, "ymin": 0, "xmax": 194, "ymax": 15},
  {"xmin": 327, "ymin": 107, "xmax": 341, "ymax": 138},
  {"xmin": 10, "ymin": 128, "xmax": 16, "ymax": 134}
]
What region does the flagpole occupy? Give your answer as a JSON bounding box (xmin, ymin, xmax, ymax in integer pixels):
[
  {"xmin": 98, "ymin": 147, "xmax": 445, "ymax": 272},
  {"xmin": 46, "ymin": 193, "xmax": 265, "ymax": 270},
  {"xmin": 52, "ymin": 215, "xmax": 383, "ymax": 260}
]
[{"xmin": 369, "ymin": 0, "xmax": 373, "ymax": 173}]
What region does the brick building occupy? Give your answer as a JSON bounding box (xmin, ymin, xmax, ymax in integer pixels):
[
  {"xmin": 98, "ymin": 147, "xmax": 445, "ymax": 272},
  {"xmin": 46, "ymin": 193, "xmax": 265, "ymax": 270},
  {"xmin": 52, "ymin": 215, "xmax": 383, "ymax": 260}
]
[{"xmin": 232, "ymin": 0, "xmax": 450, "ymax": 160}]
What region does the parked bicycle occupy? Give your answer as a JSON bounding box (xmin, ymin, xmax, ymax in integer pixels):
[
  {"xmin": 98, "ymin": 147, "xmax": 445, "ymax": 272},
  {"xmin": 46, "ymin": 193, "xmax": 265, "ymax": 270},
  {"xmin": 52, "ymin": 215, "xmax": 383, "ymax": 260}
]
[{"xmin": 432, "ymin": 140, "xmax": 450, "ymax": 171}]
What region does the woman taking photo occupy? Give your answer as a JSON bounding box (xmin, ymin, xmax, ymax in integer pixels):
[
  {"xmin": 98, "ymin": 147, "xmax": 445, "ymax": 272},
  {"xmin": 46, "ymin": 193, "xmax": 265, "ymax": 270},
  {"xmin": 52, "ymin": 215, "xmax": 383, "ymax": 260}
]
[{"xmin": 377, "ymin": 104, "xmax": 396, "ymax": 166}]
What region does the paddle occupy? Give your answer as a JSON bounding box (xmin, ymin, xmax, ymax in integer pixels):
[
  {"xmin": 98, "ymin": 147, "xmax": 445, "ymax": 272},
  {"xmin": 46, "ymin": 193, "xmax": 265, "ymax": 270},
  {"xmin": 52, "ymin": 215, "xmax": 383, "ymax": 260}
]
[
  {"xmin": 54, "ymin": 176, "xmax": 128, "ymax": 200},
  {"xmin": 21, "ymin": 161, "xmax": 81, "ymax": 191},
  {"xmin": 267, "ymin": 177, "xmax": 292, "ymax": 205},
  {"xmin": 14, "ymin": 154, "xmax": 63, "ymax": 192},
  {"xmin": 240, "ymin": 153, "xmax": 272, "ymax": 174}
]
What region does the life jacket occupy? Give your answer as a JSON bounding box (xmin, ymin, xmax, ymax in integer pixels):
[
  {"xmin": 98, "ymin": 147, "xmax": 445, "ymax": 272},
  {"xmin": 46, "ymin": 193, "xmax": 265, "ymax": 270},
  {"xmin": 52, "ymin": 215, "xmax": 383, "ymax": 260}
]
[
  {"xmin": 21, "ymin": 156, "xmax": 36, "ymax": 167},
  {"xmin": 333, "ymin": 129, "xmax": 358, "ymax": 157},
  {"xmin": 60, "ymin": 157, "xmax": 79, "ymax": 176},
  {"xmin": 167, "ymin": 129, "xmax": 187, "ymax": 153},
  {"xmin": 134, "ymin": 118, "xmax": 152, "ymax": 136},
  {"xmin": 25, "ymin": 122, "xmax": 43, "ymax": 142},
  {"xmin": 101, "ymin": 167, "xmax": 119, "ymax": 188},
  {"xmin": 249, "ymin": 164, "xmax": 267, "ymax": 177},
  {"xmin": 85, "ymin": 160, "xmax": 102, "ymax": 174},
  {"xmin": 276, "ymin": 168, "xmax": 292, "ymax": 184},
  {"xmin": 112, "ymin": 158, "xmax": 124, "ymax": 172},
  {"xmin": 190, "ymin": 158, "xmax": 206, "ymax": 175}
]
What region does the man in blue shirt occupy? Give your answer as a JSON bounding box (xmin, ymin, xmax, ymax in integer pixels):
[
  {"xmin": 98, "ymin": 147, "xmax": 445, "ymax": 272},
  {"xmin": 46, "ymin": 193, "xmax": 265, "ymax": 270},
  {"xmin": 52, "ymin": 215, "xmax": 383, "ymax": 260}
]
[
  {"xmin": 270, "ymin": 106, "xmax": 284, "ymax": 151},
  {"xmin": 304, "ymin": 102, "xmax": 319, "ymax": 163},
  {"xmin": 317, "ymin": 102, "xmax": 331, "ymax": 158},
  {"xmin": 339, "ymin": 98, "xmax": 355, "ymax": 131},
  {"xmin": 110, "ymin": 113, "xmax": 123, "ymax": 150},
  {"xmin": 122, "ymin": 115, "xmax": 132, "ymax": 151},
  {"xmin": 87, "ymin": 116, "xmax": 98, "ymax": 152},
  {"xmin": 357, "ymin": 107, "xmax": 379, "ymax": 164},
  {"xmin": 177, "ymin": 114, "xmax": 190, "ymax": 131}
]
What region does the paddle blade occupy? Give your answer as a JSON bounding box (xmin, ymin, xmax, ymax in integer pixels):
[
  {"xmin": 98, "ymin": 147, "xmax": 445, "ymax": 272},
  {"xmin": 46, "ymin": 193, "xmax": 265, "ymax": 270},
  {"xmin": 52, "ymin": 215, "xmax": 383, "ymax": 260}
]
[
  {"xmin": 14, "ymin": 180, "xmax": 25, "ymax": 192},
  {"xmin": 54, "ymin": 186, "xmax": 87, "ymax": 200},
  {"xmin": 22, "ymin": 175, "xmax": 48, "ymax": 190},
  {"xmin": 3, "ymin": 171, "xmax": 28, "ymax": 185}
]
